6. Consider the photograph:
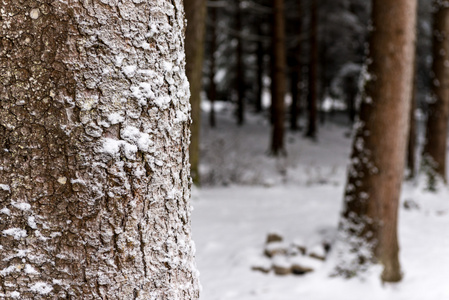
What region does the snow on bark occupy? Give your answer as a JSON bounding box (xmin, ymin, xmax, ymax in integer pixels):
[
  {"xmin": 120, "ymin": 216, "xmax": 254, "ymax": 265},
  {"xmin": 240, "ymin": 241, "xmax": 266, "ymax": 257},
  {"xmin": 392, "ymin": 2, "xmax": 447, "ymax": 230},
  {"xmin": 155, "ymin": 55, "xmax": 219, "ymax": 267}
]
[{"xmin": 0, "ymin": 0, "xmax": 199, "ymax": 299}]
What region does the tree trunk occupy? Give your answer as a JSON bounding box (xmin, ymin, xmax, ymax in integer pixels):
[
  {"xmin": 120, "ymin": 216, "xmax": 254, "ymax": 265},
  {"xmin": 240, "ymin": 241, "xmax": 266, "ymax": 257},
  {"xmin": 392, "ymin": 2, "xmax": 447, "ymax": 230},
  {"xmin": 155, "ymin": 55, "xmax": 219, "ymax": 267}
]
[
  {"xmin": 290, "ymin": 0, "xmax": 302, "ymax": 131},
  {"xmin": 336, "ymin": 0, "xmax": 417, "ymax": 282},
  {"xmin": 209, "ymin": 0, "xmax": 217, "ymax": 128},
  {"xmin": 235, "ymin": 0, "xmax": 245, "ymax": 125},
  {"xmin": 422, "ymin": 0, "xmax": 449, "ymax": 186},
  {"xmin": 256, "ymin": 24, "xmax": 264, "ymax": 113},
  {"xmin": 270, "ymin": 0, "xmax": 286, "ymax": 155},
  {"xmin": 185, "ymin": 0, "xmax": 207, "ymax": 185},
  {"xmin": 306, "ymin": 0, "xmax": 318, "ymax": 139},
  {"xmin": 407, "ymin": 61, "xmax": 418, "ymax": 179},
  {"xmin": 0, "ymin": 1, "xmax": 200, "ymax": 299}
]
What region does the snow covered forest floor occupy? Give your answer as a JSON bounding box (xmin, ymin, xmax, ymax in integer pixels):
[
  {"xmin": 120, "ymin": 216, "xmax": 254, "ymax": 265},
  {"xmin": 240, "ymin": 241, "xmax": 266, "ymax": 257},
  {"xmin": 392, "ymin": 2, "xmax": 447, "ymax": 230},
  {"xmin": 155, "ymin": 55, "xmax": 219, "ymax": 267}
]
[{"xmin": 191, "ymin": 104, "xmax": 449, "ymax": 300}]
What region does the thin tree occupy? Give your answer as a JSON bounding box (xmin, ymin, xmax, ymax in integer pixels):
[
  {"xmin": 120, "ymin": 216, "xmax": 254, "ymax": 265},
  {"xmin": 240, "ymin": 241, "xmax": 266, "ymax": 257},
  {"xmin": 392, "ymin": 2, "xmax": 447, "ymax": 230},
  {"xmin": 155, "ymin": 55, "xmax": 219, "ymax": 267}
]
[
  {"xmin": 336, "ymin": 0, "xmax": 417, "ymax": 282},
  {"xmin": 407, "ymin": 61, "xmax": 418, "ymax": 178},
  {"xmin": 306, "ymin": 0, "xmax": 318, "ymax": 139},
  {"xmin": 422, "ymin": 0, "xmax": 449, "ymax": 186},
  {"xmin": 185, "ymin": 0, "xmax": 207, "ymax": 185},
  {"xmin": 209, "ymin": 0, "xmax": 218, "ymax": 127},
  {"xmin": 256, "ymin": 23, "xmax": 265, "ymax": 113},
  {"xmin": 235, "ymin": 0, "xmax": 245, "ymax": 125},
  {"xmin": 0, "ymin": 1, "xmax": 200, "ymax": 298},
  {"xmin": 289, "ymin": 0, "xmax": 303, "ymax": 131},
  {"xmin": 270, "ymin": 0, "xmax": 287, "ymax": 155}
]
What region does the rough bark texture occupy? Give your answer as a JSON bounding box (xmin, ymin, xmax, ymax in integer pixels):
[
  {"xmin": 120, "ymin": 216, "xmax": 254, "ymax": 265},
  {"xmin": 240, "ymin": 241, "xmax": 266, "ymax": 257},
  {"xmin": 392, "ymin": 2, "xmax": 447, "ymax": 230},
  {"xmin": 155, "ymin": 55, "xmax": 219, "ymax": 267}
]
[
  {"xmin": 306, "ymin": 0, "xmax": 318, "ymax": 139},
  {"xmin": 270, "ymin": 0, "xmax": 286, "ymax": 155},
  {"xmin": 337, "ymin": 0, "xmax": 417, "ymax": 282},
  {"xmin": 422, "ymin": 0, "xmax": 449, "ymax": 185},
  {"xmin": 185, "ymin": 0, "xmax": 206, "ymax": 186},
  {"xmin": 0, "ymin": 1, "xmax": 200, "ymax": 299}
]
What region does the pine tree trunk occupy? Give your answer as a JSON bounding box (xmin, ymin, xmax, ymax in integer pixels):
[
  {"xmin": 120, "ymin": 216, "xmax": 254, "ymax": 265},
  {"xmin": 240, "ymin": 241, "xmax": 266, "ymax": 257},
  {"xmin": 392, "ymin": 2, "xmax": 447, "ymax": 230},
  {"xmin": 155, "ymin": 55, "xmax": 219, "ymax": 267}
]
[
  {"xmin": 422, "ymin": 0, "xmax": 449, "ymax": 185},
  {"xmin": 0, "ymin": 1, "xmax": 200, "ymax": 298},
  {"xmin": 290, "ymin": 0, "xmax": 302, "ymax": 131},
  {"xmin": 185, "ymin": 0, "xmax": 207, "ymax": 185},
  {"xmin": 270, "ymin": 0, "xmax": 286, "ymax": 155},
  {"xmin": 256, "ymin": 24, "xmax": 264, "ymax": 113},
  {"xmin": 235, "ymin": 0, "xmax": 245, "ymax": 125},
  {"xmin": 209, "ymin": 0, "xmax": 217, "ymax": 128},
  {"xmin": 337, "ymin": 0, "xmax": 417, "ymax": 282},
  {"xmin": 306, "ymin": 0, "xmax": 318, "ymax": 139}
]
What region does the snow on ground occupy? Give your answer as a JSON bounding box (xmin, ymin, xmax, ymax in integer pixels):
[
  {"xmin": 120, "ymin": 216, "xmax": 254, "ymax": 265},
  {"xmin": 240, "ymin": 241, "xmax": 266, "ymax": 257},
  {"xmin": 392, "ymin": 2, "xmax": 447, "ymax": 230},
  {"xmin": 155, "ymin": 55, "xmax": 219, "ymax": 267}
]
[{"xmin": 191, "ymin": 106, "xmax": 449, "ymax": 300}]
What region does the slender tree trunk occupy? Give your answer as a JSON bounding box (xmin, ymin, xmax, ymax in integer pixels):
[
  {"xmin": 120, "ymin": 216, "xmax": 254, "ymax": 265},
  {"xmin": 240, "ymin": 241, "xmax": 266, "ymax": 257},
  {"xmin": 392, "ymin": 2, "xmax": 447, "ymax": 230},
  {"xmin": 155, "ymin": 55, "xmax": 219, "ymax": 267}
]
[
  {"xmin": 0, "ymin": 1, "xmax": 200, "ymax": 298},
  {"xmin": 185, "ymin": 0, "xmax": 207, "ymax": 185},
  {"xmin": 270, "ymin": 0, "xmax": 286, "ymax": 155},
  {"xmin": 290, "ymin": 0, "xmax": 302, "ymax": 131},
  {"xmin": 306, "ymin": 0, "xmax": 318, "ymax": 139},
  {"xmin": 235, "ymin": 0, "xmax": 245, "ymax": 125},
  {"xmin": 209, "ymin": 0, "xmax": 217, "ymax": 127},
  {"xmin": 407, "ymin": 61, "xmax": 418, "ymax": 178},
  {"xmin": 422, "ymin": 0, "xmax": 449, "ymax": 185},
  {"xmin": 256, "ymin": 24, "xmax": 264, "ymax": 113},
  {"xmin": 337, "ymin": 0, "xmax": 417, "ymax": 282}
]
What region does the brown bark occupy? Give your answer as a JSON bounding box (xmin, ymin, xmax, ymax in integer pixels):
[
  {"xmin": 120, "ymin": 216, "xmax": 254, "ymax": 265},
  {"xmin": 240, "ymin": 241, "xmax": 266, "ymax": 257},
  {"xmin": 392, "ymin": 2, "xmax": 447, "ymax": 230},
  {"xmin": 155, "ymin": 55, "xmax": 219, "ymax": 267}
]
[
  {"xmin": 235, "ymin": 0, "xmax": 245, "ymax": 125},
  {"xmin": 270, "ymin": 0, "xmax": 286, "ymax": 155},
  {"xmin": 209, "ymin": 0, "xmax": 217, "ymax": 128},
  {"xmin": 290, "ymin": 0, "xmax": 302, "ymax": 131},
  {"xmin": 422, "ymin": 0, "xmax": 449, "ymax": 185},
  {"xmin": 185, "ymin": 0, "xmax": 207, "ymax": 185},
  {"xmin": 337, "ymin": 0, "xmax": 417, "ymax": 282},
  {"xmin": 0, "ymin": 1, "xmax": 200, "ymax": 298},
  {"xmin": 306, "ymin": 0, "xmax": 318, "ymax": 139}
]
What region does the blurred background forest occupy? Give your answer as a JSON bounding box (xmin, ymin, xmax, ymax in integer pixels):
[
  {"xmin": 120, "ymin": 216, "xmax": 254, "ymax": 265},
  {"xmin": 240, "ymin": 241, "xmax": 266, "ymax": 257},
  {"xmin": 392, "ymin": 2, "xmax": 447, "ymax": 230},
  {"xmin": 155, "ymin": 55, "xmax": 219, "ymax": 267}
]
[{"xmin": 184, "ymin": 0, "xmax": 449, "ymax": 299}]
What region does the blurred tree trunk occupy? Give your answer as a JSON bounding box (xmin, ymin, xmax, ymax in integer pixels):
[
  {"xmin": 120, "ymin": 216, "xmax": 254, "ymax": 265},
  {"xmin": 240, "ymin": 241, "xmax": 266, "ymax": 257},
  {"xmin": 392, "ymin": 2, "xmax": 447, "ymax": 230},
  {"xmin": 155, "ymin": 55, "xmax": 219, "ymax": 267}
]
[
  {"xmin": 290, "ymin": 0, "xmax": 302, "ymax": 131},
  {"xmin": 270, "ymin": 0, "xmax": 286, "ymax": 155},
  {"xmin": 256, "ymin": 24, "xmax": 264, "ymax": 113},
  {"xmin": 208, "ymin": 0, "xmax": 217, "ymax": 128},
  {"xmin": 235, "ymin": 0, "xmax": 245, "ymax": 125},
  {"xmin": 0, "ymin": 1, "xmax": 200, "ymax": 298},
  {"xmin": 337, "ymin": 0, "xmax": 417, "ymax": 282},
  {"xmin": 407, "ymin": 61, "xmax": 418, "ymax": 178},
  {"xmin": 185, "ymin": 0, "xmax": 207, "ymax": 185},
  {"xmin": 306, "ymin": 0, "xmax": 318, "ymax": 139},
  {"xmin": 422, "ymin": 0, "xmax": 449, "ymax": 186}
]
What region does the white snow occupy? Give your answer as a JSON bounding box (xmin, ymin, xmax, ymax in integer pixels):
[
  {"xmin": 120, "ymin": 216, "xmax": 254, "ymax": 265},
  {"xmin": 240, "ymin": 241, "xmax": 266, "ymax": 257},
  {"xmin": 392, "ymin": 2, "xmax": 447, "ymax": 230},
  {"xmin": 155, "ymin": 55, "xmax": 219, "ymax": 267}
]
[
  {"xmin": 10, "ymin": 291, "xmax": 20, "ymax": 298},
  {"xmin": 24, "ymin": 264, "xmax": 39, "ymax": 274},
  {"xmin": 29, "ymin": 282, "xmax": 53, "ymax": 295},
  {"xmin": 12, "ymin": 201, "xmax": 31, "ymax": 211},
  {"xmin": 0, "ymin": 184, "xmax": 10, "ymax": 191},
  {"xmin": 28, "ymin": 216, "xmax": 37, "ymax": 229},
  {"xmin": 0, "ymin": 207, "xmax": 10, "ymax": 215},
  {"xmin": 3, "ymin": 228, "xmax": 27, "ymax": 239},
  {"xmin": 192, "ymin": 108, "xmax": 449, "ymax": 300}
]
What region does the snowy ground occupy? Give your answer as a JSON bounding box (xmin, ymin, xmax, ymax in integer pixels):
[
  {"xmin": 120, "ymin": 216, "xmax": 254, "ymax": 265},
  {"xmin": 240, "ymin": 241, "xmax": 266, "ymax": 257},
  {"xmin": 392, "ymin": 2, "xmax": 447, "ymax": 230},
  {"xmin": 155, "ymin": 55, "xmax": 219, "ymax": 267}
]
[{"xmin": 191, "ymin": 105, "xmax": 449, "ymax": 300}]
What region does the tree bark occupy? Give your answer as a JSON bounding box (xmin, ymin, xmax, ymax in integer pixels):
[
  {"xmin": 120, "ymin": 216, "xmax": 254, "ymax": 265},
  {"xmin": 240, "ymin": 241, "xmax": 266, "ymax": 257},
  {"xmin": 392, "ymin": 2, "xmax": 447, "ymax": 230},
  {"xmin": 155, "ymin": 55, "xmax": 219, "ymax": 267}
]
[
  {"xmin": 256, "ymin": 24, "xmax": 264, "ymax": 113},
  {"xmin": 290, "ymin": 0, "xmax": 302, "ymax": 131},
  {"xmin": 337, "ymin": 0, "xmax": 417, "ymax": 282},
  {"xmin": 270, "ymin": 0, "xmax": 286, "ymax": 155},
  {"xmin": 0, "ymin": 1, "xmax": 200, "ymax": 298},
  {"xmin": 235, "ymin": 0, "xmax": 245, "ymax": 125},
  {"xmin": 208, "ymin": 0, "xmax": 217, "ymax": 128},
  {"xmin": 306, "ymin": 0, "xmax": 318, "ymax": 139},
  {"xmin": 422, "ymin": 0, "xmax": 449, "ymax": 185},
  {"xmin": 185, "ymin": 0, "xmax": 207, "ymax": 185}
]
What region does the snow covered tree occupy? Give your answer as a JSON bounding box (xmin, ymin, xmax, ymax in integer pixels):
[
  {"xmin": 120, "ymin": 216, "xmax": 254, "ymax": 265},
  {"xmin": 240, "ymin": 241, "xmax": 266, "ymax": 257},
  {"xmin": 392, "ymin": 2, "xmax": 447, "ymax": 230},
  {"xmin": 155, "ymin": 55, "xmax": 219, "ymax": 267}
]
[
  {"xmin": 422, "ymin": 0, "xmax": 449, "ymax": 187},
  {"xmin": 336, "ymin": 0, "xmax": 417, "ymax": 282},
  {"xmin": 185, "ymin": 0, "xmax": 207, "ymax": 185},
  {"xmin": 0, "ymin": 1, "xmax": 200, "ymax": 298}
]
